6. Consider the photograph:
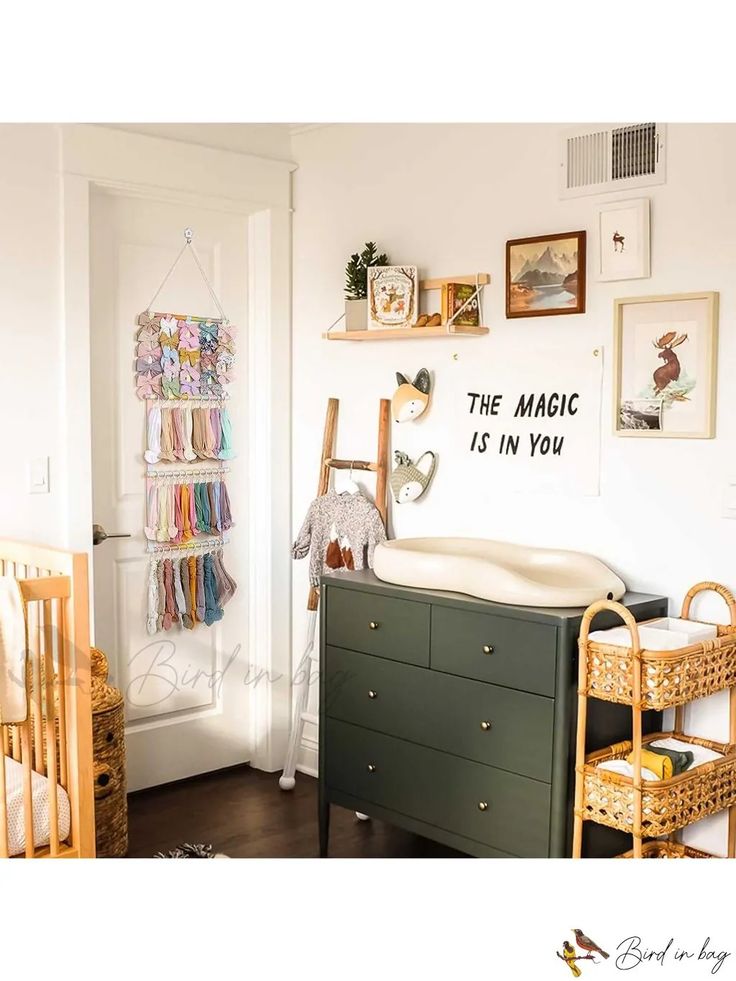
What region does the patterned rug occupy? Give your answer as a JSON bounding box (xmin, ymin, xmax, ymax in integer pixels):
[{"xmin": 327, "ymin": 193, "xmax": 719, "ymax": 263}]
[{"xmin": 154, "ymin": 842, "xmax": 229, "ymax": 859}]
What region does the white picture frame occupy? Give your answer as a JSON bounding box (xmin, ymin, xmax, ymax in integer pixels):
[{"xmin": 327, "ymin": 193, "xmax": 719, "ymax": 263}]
[
  {"xmin": 596, "ymin": 198, "xmax": 650, "ymax": 282},
  {"xmin": 613, "ymin": 291, "xmax": 719, "ymax": 439}
]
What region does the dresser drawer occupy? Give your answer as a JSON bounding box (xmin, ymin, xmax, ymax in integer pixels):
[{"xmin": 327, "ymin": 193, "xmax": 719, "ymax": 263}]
[
  {"xmin": 325, "ymin": 586, "xmax": 430, "ymax": 666},
  {"xmin": 324, "ymin": 719, "xmax": 550, "ymax": 857},
  {"xmin": 430, "ymin": 606, "xmax": 557, "ymax": 696},
  {"xmin": 325, "ymin": 646, "xmax": 554, "ymax": 782}
]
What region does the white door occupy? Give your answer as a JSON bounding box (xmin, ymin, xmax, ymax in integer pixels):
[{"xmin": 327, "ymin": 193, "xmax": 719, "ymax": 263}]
[{"xmin": 90, "ymin": 188, "xmax": 250, "ymax": 790}]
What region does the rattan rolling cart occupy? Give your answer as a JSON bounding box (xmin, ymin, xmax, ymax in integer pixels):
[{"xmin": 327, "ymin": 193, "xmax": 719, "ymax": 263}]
[{"xmin": 573, "ymin": 582, "xmax": 736, "ymax": 859}]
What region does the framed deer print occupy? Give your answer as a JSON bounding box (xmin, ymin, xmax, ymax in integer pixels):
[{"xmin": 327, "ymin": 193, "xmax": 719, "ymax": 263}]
[
  {"xmin": 597, "ymin": 198, "xmax": 650, "ymax": 281},
  {"xmin": 506, "ymin": 230, "xmax": 586, "ymax": 318},
  {"xmin": 614, "ymin": 292, "xmax": 719, "ymax": 439}
]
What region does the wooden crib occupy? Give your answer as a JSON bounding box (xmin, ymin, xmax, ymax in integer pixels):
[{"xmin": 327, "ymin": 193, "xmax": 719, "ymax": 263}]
[{"xmin": 0, "ymin": 540, "xmax": 95, "ymax": 858}]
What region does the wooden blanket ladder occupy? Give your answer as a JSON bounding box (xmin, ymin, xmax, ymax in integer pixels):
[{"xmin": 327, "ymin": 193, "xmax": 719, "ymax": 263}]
[{"xmin": 279, "ymin": 396, "xmax": 390, "ymax": 791}]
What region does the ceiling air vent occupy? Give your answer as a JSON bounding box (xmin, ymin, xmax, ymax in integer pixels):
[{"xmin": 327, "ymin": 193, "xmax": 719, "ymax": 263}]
[{"xmin": 560, "ymin": 123, "xmax": 666, "ymax": 199}]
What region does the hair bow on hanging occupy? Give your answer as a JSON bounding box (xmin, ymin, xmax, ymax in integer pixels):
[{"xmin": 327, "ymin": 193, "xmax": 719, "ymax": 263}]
[
  {"xmin": 137, "ymin": 338, "xmax": 162, "ymax": 360},
  {"xmin": 218, "ymin": 323, "xmax": 236, "ymax": 343},
  {"xmin": 136, "ymin": 355, "xmax": 163, "ymax": 375},
  {"xmin": 138, "ymin": 312, "xmax": 162, "ymax": 330},
  {"xmin": 160, "ymin": 330, "xmax": 179, "ymax": 349},
  {"xmin": 179, "ymin": 364, "xmax": 200, "ymax": 397},
  {"xmin": 161, "ymin": 374, "xmax": 181, "ymax": 399},
  {"xmin": 199, "ymin": 322, "xmax": 219, "ymax": 354},
  {"xmin": 160, "ymin": 315, "xmax": 179, "ymax": 336},
  {"xmin": 162, "ymin": 347, "xmax": 180, "ymax": 376},
  {"xmin": 200, "ymin": 368, "xmax": 222, "ymax": 397},
  {"xmin": 198, "ymin": 351, "xmax": 216, "ymax": 373},
  {"xmin": 136, "ymin": 370, "xmax": 163, "ymax": 399},
  {"xmin": 137, "ymin": 323, "xmax": 160, "ymax": 344},
  {"xmin": 216, "ymin": 352, "xmax": 234, "ymax": 385},
  {"xmin": 216, "ymin": 338, "xmax": 235, "ymax": 355},
  {"xmin": 178, "ymin": 320, "xmax": 200, "ymax": 350},
  {"xmin": 179, "ymin": 348, "xmax": 200, "ymax": 367}
]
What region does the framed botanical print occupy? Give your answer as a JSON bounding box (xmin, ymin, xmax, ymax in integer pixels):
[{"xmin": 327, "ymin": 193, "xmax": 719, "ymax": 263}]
[
  {"xmin": 506, "ymin": 230, "xmax": 586, "ymax": 318},
  {"xmin": 367, "ymin": 265, "xmax": 418, "ymax": 330},
  {"xmin": 597, "ymin": 198, "xmax": 650, "ymax": 281},
  {"xmin": 613, "ymin": 292, "xmax": 719, "ymax": 438}
]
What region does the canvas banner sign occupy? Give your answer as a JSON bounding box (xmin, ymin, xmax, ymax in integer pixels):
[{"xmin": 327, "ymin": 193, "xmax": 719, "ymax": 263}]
[{"xmin": 459, "ymin": 343, "xmax": 603, "ymax": 496}]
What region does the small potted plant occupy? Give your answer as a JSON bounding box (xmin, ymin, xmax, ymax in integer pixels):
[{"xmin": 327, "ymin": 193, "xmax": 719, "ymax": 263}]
[{"xmin": 344, "ymin": 242, "xmax": 389, "ymax": 331}]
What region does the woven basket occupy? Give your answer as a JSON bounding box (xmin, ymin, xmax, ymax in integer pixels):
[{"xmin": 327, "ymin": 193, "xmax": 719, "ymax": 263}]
[
  {"xmin": 91, "ymin": 647, "xmax": 128, "ymax": 858},
  {"xmin": 581, "ymin": 731, "xmax": 736, "ymax": 838},
  {"xmin": 580, "ymin": 582, "xmax": 736, "ymax": 710},
  {"xmin": 617, "ymin": 840, "xmax": 715, "ymax": 859}
]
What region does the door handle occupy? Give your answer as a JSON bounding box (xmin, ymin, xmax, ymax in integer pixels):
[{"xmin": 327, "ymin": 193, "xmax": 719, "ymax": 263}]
[{"xmin": 92, "ymin": 524, "xmax": 132, "ymax": 546}]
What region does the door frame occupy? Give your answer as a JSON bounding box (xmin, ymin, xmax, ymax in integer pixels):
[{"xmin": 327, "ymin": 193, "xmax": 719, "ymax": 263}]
[{"xmin": 60, "ymin": 124, "xmax": 294, "ymax": 772}]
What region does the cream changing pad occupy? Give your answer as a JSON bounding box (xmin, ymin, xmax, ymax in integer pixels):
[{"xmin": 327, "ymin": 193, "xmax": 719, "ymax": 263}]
[
  {"xmin": 597, "ymin": 737, "xmax": 723, "ymax": 783},
  {"xmin": 3, "ymin": 755, "xmax": 71, "ymax": 856}
]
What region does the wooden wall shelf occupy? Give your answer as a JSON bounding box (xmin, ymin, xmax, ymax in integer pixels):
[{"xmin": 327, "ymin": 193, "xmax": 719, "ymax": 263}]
[
  {"xmin": 324, "ymin": 272, "xmax": 490, "ymax": 341},
  {"xmin": 323, "ymin": 325, "xmax": 489, "ymax": 341}
]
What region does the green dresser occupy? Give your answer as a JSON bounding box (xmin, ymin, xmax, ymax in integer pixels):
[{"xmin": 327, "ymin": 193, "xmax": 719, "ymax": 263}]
[{"xmin": 319, "ymin": 570, "xmax": 667, "ymax": 858}]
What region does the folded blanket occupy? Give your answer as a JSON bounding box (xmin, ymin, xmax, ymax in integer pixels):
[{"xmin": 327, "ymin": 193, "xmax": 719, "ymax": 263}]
[
  {"xmin": 599, "ymin": 737, "xmax": 722, "ymax": 782},
  {"xmin": 625, "ymin": 748, "xmax": 673, "ymax": 779},
  {"xmin": 0, "ymin": 577, "xmax": 28, "ymax": 724},
  {"xmin": 643, "ymin": 745, "xmax": 694, "ymax": 776}
]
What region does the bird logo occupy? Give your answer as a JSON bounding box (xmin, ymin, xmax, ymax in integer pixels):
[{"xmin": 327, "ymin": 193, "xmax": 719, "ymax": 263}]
[
  {"xmin": 558, "ymin": 940, "xmax": 582, "ymax": 977},
  {"xmin": 574, "ymin": 929, "xmax": 610, "ymax": 960},
  {"xmin": 556, "ymin": 928, "xmax": 609, "ymax": 975}
]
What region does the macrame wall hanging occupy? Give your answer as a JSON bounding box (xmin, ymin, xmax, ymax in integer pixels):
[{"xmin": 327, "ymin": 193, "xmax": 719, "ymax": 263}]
[{"xmin": 134, "ymin": 229, "xmax": 237, "ymax": 634}]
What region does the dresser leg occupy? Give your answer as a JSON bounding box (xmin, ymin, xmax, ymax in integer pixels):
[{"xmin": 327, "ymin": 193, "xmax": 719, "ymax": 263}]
[{"xmin": 319, "ymin": 798, "xmax": 330, "ymax": 857}]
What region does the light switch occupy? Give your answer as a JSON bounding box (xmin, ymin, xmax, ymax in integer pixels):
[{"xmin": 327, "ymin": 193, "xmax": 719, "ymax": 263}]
[{"xmin": 29, "ymin": 457, "xmax": 49, "ymax": 494}]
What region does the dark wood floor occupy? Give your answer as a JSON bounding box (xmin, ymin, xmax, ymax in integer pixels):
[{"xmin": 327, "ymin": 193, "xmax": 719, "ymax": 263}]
[{"xmin": 127, "ymin": 765, "xmax": 464, "ymax": 858}]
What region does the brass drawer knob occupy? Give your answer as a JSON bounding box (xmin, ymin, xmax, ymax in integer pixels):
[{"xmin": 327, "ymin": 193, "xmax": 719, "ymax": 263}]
[
  {"xmin": 368, "ymin": 689, "xmax": 378, "ymax": 699},
  {"xmin": 478, "ymin": 801, "xmax": 489, "ymax": 812},
  {"xmin": 480, "ymin": 720, "xmax": 492, "ymax": 731},
  {"xmin": 369, "ymin": 621, "xmax": 380, "ymax": 630},
  {"xmin": 482, "ymin": 644, "xmax": 494, "ymax": 655},
  {"xmin": 367, "ymin": 763, "xmax": 377, "ymax": 773}
]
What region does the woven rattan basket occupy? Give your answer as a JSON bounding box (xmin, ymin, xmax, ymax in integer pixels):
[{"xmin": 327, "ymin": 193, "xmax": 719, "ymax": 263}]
[
  {"xmin": 581, "ymin": 582, "xmax": 736, "ymax": 710},
  {"xmin": 617, "ymin": 840, "xmax": 715, "ymax": 859},
  {"xmin": 582, "ymin": 731, "xmax": 736, "ymax": 838},
  {"xmin": 91, "ymin": 647, "xmax": 128, "ymax": 858}
]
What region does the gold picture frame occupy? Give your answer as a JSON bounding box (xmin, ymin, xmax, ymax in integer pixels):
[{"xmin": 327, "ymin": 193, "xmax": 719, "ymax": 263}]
[{"xmin": 613, "ymin": 291, "xmax": 719, "ymax": 439}]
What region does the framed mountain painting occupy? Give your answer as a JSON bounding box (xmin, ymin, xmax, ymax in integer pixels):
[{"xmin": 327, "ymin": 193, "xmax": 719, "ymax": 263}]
[{"xmin": 506, "ymin": 230, "xmax": 586, "ymax": 318}]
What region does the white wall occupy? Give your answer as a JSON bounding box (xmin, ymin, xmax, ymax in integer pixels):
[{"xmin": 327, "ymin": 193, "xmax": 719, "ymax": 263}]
[
  {"xmin": 0, "ymin": 125, "xmax": 66, "ymax": 545},
  {"xmin": 291, "ymin": 123, "xmax": 736, "ymax": 854}
]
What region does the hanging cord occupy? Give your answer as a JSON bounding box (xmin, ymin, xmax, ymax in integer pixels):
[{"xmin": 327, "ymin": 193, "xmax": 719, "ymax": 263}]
[{"xmin": 145, "ymin": 228, "xmax": 229, "ymax": 323}]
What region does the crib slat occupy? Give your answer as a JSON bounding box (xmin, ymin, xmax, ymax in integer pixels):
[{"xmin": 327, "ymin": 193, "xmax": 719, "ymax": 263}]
[
  {"xmin": 0, "ymin": 747, "xmax": 8, "ymax": 858},
  {"xmin": 29, "ymin": 602, "xmax": 45, "ymax": 774},
  {"xmin": 57, "ymin": 601, "xmax": 68, "ymax": 790},
  {"xmin": 20, "ymin": 723, "xmax": 34, "ymax": 857},
  {"xmin": 43, "ymin": 599, "xmax": 59, "ymax": 855}
]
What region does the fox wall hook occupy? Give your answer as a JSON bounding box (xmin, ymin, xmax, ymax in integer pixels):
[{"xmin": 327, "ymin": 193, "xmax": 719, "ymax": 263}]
[
  {"xmin": 392, "ymin": 368, "xmax": 432, "ymax": 423},
  {"xmin": 390, "ymin": 450, "xmax": 437, "ymax": 503}
]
